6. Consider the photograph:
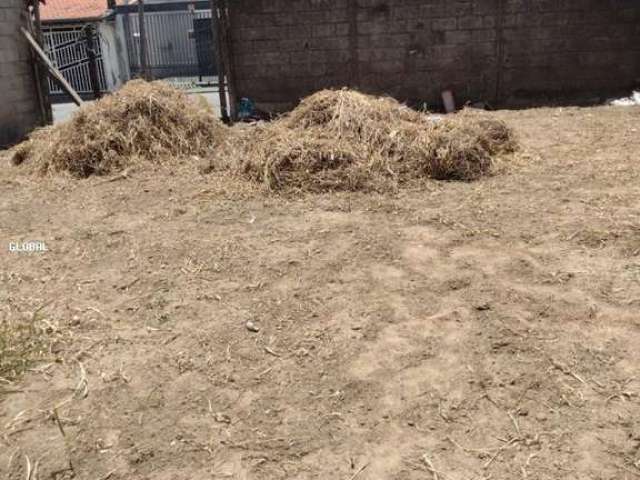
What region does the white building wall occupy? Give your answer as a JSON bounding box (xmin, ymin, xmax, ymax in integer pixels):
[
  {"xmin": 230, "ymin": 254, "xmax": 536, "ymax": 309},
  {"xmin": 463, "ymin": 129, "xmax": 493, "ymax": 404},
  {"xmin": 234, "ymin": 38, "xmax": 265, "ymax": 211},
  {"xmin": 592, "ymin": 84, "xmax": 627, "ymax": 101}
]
[{"xmin": 99, "ymin": 19, "xmax": 129, "ymax": 90}]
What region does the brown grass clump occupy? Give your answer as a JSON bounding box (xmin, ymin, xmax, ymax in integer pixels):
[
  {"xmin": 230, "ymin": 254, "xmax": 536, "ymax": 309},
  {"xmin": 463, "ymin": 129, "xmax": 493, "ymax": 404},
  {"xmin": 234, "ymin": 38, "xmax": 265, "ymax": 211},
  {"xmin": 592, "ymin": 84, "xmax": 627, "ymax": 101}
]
[
  {"xmin": 452, "ymin": 108, "xmax": 519, "ymax": 155},
  {"xmin": 422, "ymin": 111, "xmax": 518, "ymax": 181},
  {"xmin": 280, "ymin": 90, "xmax": 433, "ymax": 179},
  {"xmin": 223, "ymin": 89, "xmax": 517, "ymax": 191},
  {"xmin": 0, "ymin": 311, "xmax": 49, "ymax": 383},
  {"xmin": 422, "ymin": 123, "xmax": 492, "ymax": 181},
  {"xmin": 239, "ymin": 124, "xmax": 368, "ymax": 191},
  {"xmin": 12, "ymin": 80, "xmax": 226, "ymax": 177},
  {"xmin": 282, "ymin": 89, "xmax": 425, "ymax": 138}
]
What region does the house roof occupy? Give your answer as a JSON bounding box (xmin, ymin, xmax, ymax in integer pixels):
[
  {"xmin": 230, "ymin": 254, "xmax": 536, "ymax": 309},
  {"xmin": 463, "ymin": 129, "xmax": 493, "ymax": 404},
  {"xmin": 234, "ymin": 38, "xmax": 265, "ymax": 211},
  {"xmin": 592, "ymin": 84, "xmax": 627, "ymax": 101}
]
[
  {"xmin": 39, "ymin": 0, "xmax": 192, "ymax": 22},
  {"xmin": 40, "ymin": 0, "xmax": 108, "ymax": 22}
]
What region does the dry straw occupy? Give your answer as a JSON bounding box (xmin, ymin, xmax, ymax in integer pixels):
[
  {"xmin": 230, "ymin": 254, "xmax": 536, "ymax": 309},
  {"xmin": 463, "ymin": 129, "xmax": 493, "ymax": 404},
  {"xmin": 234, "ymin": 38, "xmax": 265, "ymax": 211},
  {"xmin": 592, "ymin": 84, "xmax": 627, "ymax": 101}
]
[
  {"xmin": 223, "ymin": 88, "xmax": 518, "ymax": 191},
  {"xmin": 12, "ymin": 80, "xmax": 226, "ymax": 177},
  {"xmin": 11, "ymin": 83, "xmax": 517, "ymax": 191}
]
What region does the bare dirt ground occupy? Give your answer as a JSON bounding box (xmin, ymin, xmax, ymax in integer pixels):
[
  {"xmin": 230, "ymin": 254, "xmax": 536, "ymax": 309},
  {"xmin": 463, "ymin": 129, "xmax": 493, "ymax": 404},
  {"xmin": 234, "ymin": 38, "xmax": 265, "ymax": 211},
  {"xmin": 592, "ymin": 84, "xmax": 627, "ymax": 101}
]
[{"xmin": 1, "ymin": 105, "xmax": 640, "ymax": 480}]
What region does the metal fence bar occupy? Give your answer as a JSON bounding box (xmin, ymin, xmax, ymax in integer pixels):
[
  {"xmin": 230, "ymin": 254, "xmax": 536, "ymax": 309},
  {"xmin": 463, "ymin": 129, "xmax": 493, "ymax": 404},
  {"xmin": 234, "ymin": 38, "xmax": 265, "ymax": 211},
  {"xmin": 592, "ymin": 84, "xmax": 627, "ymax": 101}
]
[
  {"xmin": 44, "ymin": 9, "xmax": 218, "ymax": 95},
  {"xmin": 42, "ymin": 24, "xmax": 107, "ymax": 95},
  {"xmin": 126, "ymin": 9, "xmax": 215, "ymax": 81}
]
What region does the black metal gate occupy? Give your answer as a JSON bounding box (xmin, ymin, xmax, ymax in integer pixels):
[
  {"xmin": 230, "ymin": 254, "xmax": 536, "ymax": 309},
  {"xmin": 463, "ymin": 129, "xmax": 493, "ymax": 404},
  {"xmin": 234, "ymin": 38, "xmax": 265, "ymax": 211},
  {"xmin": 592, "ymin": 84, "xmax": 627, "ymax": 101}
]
[
  {"xmin": 42, "ymin": 24, "xmax": 107, "ymax": 97},
  {"xmin": 194, "ymin": 18, "xmax": 215, "ymax": 77},
  {"xmin": 117, "ymin": 2, "xmax": 218, "ymax": 82}
]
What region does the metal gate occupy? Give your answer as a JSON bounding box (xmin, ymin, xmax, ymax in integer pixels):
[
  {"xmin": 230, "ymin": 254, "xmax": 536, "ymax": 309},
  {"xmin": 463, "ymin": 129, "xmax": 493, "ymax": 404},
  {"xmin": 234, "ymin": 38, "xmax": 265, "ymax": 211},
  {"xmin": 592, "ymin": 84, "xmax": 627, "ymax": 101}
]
[
  {"xmin": 121, "ymin": 6, "xmax": 217, "ymax": 82},
  {"xmin": 42, "ymin": 25, "xmax": 107, "ymax": 97}
]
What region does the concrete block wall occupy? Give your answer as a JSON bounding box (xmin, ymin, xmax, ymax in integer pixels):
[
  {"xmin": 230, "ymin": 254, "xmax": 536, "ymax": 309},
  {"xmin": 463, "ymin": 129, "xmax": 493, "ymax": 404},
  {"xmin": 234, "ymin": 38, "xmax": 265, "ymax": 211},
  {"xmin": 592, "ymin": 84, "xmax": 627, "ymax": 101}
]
[
  {"xmin": 227, "ymin": 0, "xmax": 640, "ymax": 111},
  {"xmin": 0, "ymin": 0, "xmax": 42, "ymax": 147}
]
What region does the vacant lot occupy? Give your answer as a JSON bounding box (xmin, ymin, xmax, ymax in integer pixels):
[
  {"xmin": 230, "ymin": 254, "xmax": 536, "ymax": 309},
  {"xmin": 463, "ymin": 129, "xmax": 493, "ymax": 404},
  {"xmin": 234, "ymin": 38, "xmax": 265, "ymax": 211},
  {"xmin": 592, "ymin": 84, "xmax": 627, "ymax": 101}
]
[{"xmin": 1, "ymin": 105, "xmax": 639, "ymax": 480}]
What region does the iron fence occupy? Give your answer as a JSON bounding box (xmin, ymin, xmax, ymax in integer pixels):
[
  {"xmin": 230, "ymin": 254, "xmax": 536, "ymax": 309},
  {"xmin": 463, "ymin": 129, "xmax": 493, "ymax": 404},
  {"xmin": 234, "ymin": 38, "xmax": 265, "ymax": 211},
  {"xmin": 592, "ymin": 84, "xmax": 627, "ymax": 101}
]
[
  {"xmin": 42, "ymin": 25, "xmax": 107, "ymax": 96},
  {"xmin": 124, "ymin": 9, "xmax": 217, "ymax": 81}
]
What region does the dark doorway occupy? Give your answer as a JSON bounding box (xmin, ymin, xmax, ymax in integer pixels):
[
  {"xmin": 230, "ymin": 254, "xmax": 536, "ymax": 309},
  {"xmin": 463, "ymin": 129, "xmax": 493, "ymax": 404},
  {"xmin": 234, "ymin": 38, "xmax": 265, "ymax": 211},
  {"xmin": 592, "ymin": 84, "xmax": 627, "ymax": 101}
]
[{"xmin": 193, "ymin": 18, "xmax": 217, "ymax": 78}]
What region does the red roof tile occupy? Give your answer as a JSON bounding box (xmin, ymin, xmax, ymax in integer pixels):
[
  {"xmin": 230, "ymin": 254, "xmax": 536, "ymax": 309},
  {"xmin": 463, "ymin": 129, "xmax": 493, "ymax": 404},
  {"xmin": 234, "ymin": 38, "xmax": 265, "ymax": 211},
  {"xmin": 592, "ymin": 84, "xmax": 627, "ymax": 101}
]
[{"xmin": 40, "ymin": 0, "xmax": 108, "ymax": 21}]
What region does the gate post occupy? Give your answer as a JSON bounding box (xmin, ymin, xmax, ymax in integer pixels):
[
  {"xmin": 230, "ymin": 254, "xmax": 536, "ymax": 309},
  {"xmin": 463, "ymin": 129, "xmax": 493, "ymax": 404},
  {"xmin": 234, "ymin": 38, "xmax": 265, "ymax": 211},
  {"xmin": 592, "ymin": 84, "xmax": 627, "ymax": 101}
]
[
  {"xmin": 217, "ymin": 0, "xmax": 237, "ymax": 121},
  {"xmin": 138, "ymin": 0, "xmax": 151, "ymax": 80},
  {"xmin": 84, "ymin": 24, "xmax": 103, "ymax": 99},
  {"xmin": 211, "ymin": 0, "xmax": 228, "ymax": 122}
]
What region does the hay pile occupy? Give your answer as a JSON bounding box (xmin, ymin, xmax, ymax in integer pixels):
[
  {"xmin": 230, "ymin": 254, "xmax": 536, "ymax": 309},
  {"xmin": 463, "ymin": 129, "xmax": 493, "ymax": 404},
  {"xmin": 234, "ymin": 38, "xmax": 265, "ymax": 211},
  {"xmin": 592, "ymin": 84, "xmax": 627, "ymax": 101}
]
[
  {"xmin": 451, "ymin": 109, "xmax": 519, "ymax": 155},
  {"xmin": 226, "ymin": 89, "xmax": 517, "ymax": 191},
  {"xmin": 424, "ymin": 111, "xmax": 518, "ymax": 181},
  {"xmin": 12, "ymin": 80, "xmax": 226, "ymax": 177}
]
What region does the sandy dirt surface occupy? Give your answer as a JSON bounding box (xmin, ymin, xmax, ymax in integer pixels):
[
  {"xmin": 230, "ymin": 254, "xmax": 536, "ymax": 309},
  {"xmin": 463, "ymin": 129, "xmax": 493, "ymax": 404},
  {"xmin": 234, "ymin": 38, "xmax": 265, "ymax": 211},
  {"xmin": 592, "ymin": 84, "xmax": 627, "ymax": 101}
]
[{"xmin": 1, "ymin": 105, "xmax": 640, "ymax": 480}]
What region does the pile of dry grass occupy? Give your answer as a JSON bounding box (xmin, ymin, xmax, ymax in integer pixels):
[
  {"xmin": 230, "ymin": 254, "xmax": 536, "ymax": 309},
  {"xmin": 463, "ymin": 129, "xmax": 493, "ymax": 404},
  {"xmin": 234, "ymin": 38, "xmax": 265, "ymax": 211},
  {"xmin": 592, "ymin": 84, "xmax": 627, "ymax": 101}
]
[
  {"xmin": 422, "ymin": 123, "xmax": 492, "ymax": 181},
  {"xmin": 12, "ymin": 80, "xmax": 226, "ymax": 177},
  {"xmin": 424, "ymin": 111, "xmax": 517, "ymax": 181},
  {"xmin": 238, "ymin": 124, "xmax": 368, "ymax": 191},
  {"xmin": 281, "ymin": 89, "xmax": 425, "ymax": 137},
  {"xmin": 225, "ymin": 89, "xmax": 517, "ymax": 191},
  {"xmin": 451, "ymin": 108, "xmax": 519, "ymax": 155}
]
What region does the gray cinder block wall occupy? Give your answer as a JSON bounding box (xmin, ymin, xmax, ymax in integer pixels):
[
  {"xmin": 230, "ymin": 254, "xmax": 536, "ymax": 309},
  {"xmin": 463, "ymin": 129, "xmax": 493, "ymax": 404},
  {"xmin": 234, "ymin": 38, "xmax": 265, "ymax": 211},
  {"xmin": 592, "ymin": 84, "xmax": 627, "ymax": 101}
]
[
  {"xmin": 0, "ymin": 0, "xmax": 43, "ymax": 147},
  {"xmin": 227, "ymin": 0, "xmax": 640, "ymax": 111}
]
